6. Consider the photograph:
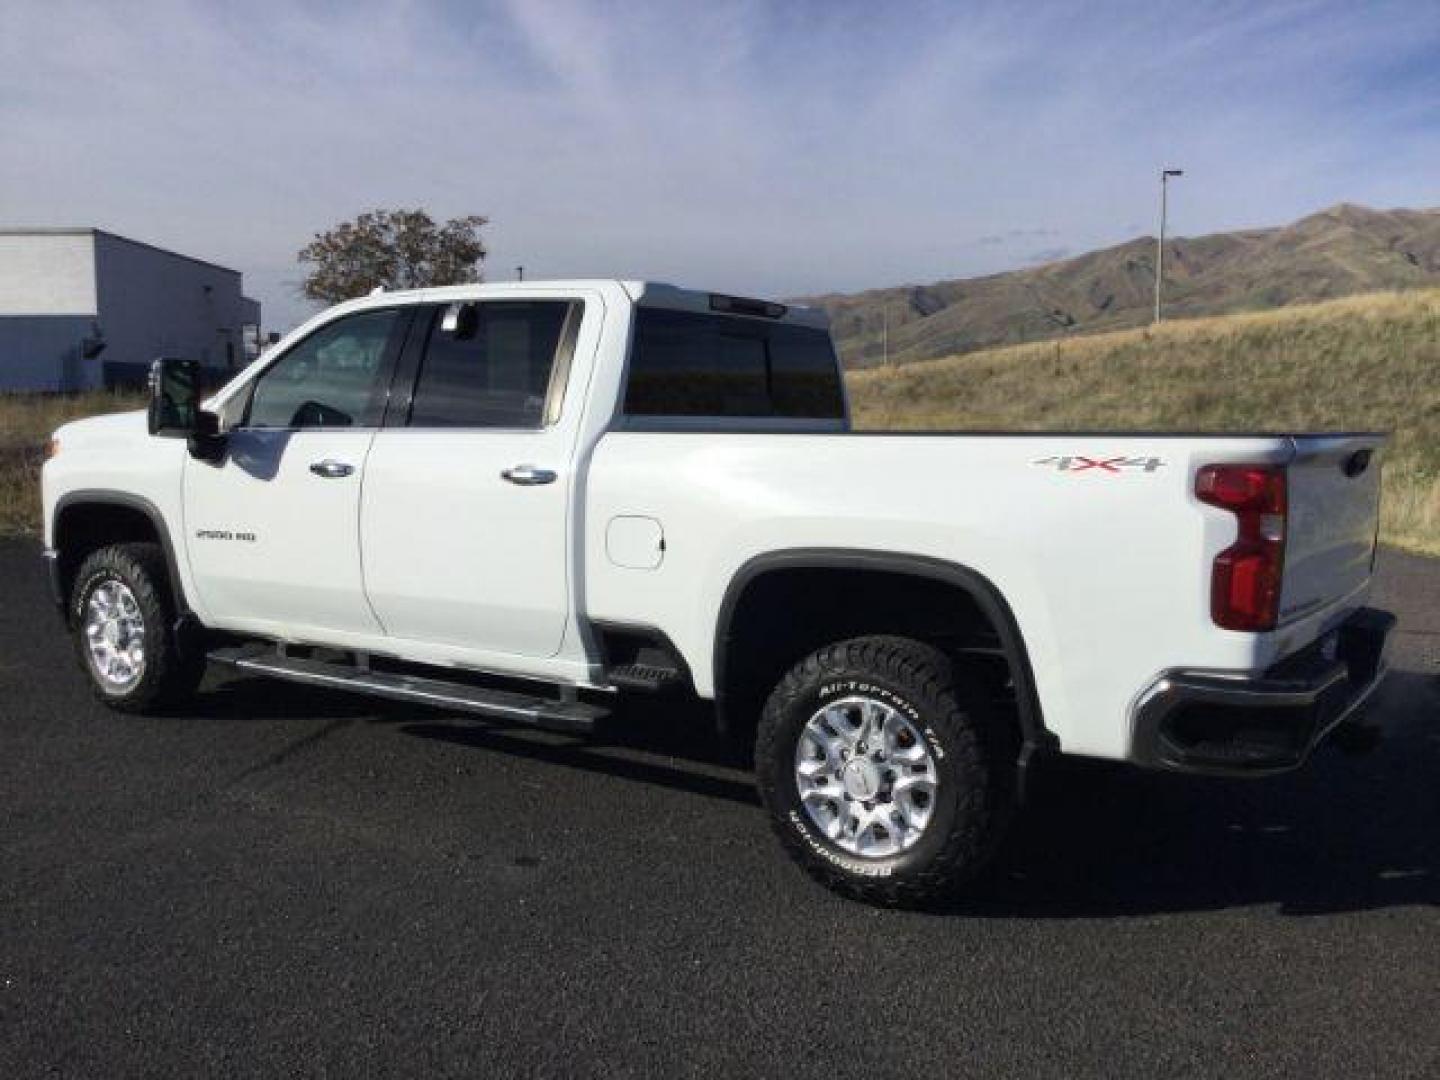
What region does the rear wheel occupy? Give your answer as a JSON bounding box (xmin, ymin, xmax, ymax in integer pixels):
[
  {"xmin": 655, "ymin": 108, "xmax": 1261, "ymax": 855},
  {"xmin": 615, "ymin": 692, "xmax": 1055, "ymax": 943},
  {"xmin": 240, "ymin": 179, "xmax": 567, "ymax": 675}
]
[
  {"xmin": 69, "ymin": 542, "xmax": 205, "ymax": 713},
  {"xmin": 755, "ymin": 635, "xmax": 1013, "ymax": 906}
]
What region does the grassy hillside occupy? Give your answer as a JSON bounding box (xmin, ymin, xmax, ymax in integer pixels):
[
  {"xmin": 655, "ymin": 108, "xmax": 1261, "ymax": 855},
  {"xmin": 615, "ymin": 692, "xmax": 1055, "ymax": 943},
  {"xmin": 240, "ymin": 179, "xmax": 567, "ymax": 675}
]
[
  {"xmin": 849, "ymin": 288, "xmax": 1440, "ymax": 555},
  {"xmin": 811, "ymin": 204, "xmax": 1440, "ymax": 369}
]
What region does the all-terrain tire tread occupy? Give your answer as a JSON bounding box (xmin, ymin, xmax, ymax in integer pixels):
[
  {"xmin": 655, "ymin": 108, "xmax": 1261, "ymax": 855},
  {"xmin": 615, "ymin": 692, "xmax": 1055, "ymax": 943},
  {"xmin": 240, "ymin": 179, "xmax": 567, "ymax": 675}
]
[
  {"xmin": 755, "ymin": 634, "xmax": 1010, "ymax": 907},
  {"xmin": 70, "ymin": 542, "xmax": 204, "ymax": 713}
]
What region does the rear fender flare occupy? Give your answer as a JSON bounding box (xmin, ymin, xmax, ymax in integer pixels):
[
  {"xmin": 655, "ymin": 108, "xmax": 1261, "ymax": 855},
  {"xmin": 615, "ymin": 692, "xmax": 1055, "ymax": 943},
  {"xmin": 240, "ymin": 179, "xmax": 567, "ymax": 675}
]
[{"xmin": 711, "ymin": 548, "xmax": 1054, "ymax": 754}]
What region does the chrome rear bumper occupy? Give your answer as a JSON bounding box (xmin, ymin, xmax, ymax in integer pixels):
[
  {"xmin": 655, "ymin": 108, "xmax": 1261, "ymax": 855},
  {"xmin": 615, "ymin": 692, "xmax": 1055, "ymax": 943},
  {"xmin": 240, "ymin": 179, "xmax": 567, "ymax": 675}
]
[{"xmin": 1130, "ymin": 607, "xmax": 1394, "ymax": 776}]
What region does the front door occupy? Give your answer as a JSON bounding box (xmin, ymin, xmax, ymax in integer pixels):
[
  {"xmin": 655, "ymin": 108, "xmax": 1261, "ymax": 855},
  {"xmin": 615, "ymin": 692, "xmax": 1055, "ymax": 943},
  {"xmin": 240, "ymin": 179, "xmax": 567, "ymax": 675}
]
[
  {"xmin": 360, "ymin": 298, "xmax": 587, "ymax": 658},
  {"xmin": 183, "ymin": 307, "xmax": 409, "ymax": 637}
]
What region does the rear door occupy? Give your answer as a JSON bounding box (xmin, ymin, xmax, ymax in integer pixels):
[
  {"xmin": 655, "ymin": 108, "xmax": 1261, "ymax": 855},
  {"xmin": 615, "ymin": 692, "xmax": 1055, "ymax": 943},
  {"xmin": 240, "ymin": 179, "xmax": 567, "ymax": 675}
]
[
  {"xmin": 183, "ymin": 306, "xmax": 409, "ymax": 635},
  {"xmin": 359, "ymin": 295, "xmax": 591, "ymax": 657},
  {"xmin": 1281, "ymin": 433, "xmax": 1386, "ymax": 623}
]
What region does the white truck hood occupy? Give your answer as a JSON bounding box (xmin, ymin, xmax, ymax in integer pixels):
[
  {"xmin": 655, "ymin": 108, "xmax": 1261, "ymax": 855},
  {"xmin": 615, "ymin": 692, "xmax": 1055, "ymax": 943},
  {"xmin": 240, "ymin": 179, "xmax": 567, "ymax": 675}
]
[{"xmin": 55, "ymin": 408, "xmax": 150, "ymax": 448}]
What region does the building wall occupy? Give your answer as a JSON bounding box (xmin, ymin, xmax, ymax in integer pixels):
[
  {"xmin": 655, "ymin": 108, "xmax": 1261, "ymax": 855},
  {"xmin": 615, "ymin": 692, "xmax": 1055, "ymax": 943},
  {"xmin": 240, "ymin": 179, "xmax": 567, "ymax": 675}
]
[
  {"xmin": 0, "ymin": 232, "xmax": 97, "ymax": 316},
  {"xmin": 0, "ymin": 316, "xmax": 98, "ymax": 391},
  {"xmin": 0, "ymin": 231, "xmax": 261, "ymax": 392},
  {"xmin": 240, "ymin": 296, "xmax": 262, "ymax": 363},
  {"xmin": 93, "ymin": 232, "xmax": 257, "ymax": 388},
  {"xmin": 0, "ymin": 233, "xmax": 100, "ymax": 390}
]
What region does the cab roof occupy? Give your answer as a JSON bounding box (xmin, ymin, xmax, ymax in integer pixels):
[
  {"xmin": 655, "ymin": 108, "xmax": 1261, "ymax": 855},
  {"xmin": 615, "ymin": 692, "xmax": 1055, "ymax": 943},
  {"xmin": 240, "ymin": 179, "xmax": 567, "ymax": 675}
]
[{"xmin": 344, "ymin": 279, "xmax": 829, "ymax": 329}]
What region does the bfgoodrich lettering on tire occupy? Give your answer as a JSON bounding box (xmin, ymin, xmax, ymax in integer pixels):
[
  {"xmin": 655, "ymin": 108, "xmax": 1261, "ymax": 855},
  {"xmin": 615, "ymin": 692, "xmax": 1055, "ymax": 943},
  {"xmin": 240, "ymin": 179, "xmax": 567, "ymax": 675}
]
[{"xmin": 755, "ymin": 635, "xmax": 1013, "ymax": 906}]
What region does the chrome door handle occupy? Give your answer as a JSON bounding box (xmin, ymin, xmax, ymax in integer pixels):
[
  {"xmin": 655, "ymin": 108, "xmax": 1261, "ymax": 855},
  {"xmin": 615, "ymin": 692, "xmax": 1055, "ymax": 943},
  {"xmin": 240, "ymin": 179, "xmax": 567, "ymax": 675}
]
[
  {"xmin": 501, "ymin": 464, "xmax": 557, "ymax": 486},
  {"xmin": 309, "ymin": 459, "xmax": 354, "ymax": 478}
]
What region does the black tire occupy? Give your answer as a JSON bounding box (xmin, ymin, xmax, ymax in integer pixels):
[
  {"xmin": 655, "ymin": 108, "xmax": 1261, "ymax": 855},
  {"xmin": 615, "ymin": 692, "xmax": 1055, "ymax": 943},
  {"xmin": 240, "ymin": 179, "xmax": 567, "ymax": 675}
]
[
  {"xmin": 755, "ymin": 635, "xmax": 1013, "ymax": 907},
  {"xmin": 69, "ymin": 542, "xmax": 206, "ymax": 713}
]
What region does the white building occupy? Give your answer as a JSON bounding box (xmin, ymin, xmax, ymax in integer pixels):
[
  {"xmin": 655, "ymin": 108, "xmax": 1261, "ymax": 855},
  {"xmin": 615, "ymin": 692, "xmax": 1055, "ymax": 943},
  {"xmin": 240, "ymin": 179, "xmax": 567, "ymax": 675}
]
[{"xmin": 0, "ymin": 228, "xmax": 261, "ymax": 392}]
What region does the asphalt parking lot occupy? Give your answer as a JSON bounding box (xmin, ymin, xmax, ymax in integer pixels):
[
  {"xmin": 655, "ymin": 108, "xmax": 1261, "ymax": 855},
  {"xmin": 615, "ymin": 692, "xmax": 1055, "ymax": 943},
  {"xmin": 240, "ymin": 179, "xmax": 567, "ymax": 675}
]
[{"xmin": 2, "ymin": 539, "xmax": 1437, "ymax": 1078}]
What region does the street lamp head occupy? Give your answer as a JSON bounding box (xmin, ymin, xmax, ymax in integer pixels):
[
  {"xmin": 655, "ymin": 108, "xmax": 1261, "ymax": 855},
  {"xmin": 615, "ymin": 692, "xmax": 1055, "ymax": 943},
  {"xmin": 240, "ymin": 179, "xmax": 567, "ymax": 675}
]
[{"xmin": 1163, "ymin": 168, "xmax": 1184, "ymax": 177}]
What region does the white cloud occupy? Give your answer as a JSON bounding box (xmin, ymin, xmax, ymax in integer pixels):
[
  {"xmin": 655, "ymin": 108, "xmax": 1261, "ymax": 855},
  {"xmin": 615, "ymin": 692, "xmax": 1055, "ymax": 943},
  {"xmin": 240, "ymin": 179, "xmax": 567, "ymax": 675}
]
[{"xmin": 2, "ymin": 0, "xmax": 1436, "ymax": 330}]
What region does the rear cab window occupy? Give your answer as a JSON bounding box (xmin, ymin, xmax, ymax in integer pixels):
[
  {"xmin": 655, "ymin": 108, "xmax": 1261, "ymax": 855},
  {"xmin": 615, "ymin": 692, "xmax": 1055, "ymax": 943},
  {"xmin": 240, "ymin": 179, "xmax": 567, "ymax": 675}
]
[
  {"xmin": 623, "ymin": 302, "xmax": 846, "ymax": 423},
  {"xmin": 406, "ymin": 300, "xmax": 581, "ymax": 428}
]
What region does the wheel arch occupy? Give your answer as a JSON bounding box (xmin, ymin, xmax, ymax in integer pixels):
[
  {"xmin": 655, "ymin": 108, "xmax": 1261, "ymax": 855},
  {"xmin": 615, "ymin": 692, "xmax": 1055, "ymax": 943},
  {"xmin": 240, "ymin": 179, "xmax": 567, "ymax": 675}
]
[
  {"xmin": 712, "ymin": 549, "xmax": 1055, "ymax": 764},
  {"xmin": 52, "ymin": 490, "xmax": 191, "ymax": 619}
]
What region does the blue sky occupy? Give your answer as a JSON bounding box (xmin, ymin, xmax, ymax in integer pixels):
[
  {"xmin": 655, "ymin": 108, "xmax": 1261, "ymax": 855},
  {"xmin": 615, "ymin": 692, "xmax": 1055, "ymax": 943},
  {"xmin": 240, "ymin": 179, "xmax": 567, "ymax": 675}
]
[{"xmin": 3, "ymin": 0, "xmax": 1438, "ymax": 331}]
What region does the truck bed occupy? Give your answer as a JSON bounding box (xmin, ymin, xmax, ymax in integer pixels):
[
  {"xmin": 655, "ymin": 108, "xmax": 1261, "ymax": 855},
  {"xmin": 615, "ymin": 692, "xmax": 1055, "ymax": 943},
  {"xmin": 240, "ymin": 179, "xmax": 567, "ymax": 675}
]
[{"xmin": 584, "ymin": 429, "xmax": 1385, "ymax": 761}]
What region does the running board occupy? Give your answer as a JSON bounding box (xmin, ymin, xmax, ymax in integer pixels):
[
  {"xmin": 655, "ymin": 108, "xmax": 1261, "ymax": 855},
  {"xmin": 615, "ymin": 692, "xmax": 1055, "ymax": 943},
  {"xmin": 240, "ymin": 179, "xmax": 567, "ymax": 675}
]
[{"xmin": 208, "ymin": 645, "xmax": 606, "ymax": 734}]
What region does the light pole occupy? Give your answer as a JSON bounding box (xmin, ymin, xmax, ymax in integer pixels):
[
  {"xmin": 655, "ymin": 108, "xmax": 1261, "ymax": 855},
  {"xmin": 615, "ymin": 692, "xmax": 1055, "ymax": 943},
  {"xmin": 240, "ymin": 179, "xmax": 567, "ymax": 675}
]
[{"xmin": 1153, "ymin": 168, "xmax": 1183, "ymax": 324}]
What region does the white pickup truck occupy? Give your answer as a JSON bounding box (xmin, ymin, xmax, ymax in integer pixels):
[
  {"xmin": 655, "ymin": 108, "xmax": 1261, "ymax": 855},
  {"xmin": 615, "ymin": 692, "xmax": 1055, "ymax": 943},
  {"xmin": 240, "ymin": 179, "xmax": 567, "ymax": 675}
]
[{"xmin": 41, "ymin": 280, "xmax": 1393, "ymax": 905}]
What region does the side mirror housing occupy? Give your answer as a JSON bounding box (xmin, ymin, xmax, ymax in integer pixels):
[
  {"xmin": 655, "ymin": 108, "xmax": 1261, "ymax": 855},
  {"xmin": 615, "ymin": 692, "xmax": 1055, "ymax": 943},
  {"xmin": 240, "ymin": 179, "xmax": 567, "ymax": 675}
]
[
  {"xmin": 147, "ymin": 357, "xmax": 200, "ymax": 436},
  {"xmin": 147, "ymin": 357, "xmax": 226, "ymax": 462},
  {"xmin": 189, "ymin": 408, "xmax": 226, "ymax": 463}
]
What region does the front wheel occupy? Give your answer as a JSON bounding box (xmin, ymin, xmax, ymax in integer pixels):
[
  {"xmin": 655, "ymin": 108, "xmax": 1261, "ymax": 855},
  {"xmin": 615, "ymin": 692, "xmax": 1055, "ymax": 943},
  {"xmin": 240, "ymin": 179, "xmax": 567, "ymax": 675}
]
[
  {"xmin": 755, "ymin": 635, "xmax": 1013, "ymax": 906},
  {"xmin": 69, "ymin": 542, "xmax": 206, "ymax": 713}
]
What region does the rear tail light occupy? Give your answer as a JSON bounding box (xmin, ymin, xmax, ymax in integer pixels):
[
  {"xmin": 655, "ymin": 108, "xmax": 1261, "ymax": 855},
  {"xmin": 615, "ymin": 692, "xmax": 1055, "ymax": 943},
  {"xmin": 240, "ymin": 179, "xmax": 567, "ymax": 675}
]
[{"xmin": 1195, "ymin": 464, "xmax": 1287, "ymax": 632}]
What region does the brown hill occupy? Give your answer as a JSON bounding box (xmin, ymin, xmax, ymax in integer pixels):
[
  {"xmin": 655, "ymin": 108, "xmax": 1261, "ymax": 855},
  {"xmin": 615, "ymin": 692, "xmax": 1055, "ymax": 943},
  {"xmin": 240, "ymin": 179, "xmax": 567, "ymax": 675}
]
[{"xmin": 804, "ymin": 204, "xmax": 1440, "ymax": 368}]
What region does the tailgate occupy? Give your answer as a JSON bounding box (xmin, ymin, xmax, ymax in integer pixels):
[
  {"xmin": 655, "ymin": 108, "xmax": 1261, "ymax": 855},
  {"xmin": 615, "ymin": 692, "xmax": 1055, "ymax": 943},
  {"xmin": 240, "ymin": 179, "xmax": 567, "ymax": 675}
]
[{"xmin": 1281, "ymin": 433, "xmax": 1385, "ymax": 624}]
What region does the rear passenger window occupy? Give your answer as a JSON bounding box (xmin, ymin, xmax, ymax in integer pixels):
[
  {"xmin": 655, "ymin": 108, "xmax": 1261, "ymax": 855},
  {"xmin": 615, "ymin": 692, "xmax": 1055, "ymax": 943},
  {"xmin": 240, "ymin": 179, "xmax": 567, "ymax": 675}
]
[
  {"xmin": 408, "ymin": 301, "xmax": 577, "ymax": 428},
  {"xmin": 623, "ymin": 308, "xmax": 845, "ymax": 419}
]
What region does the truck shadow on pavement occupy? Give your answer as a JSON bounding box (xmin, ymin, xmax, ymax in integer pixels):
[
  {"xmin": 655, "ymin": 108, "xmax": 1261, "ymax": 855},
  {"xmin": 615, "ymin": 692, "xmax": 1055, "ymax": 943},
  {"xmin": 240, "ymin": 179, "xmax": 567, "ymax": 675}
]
[
  {"xmin": 962, "ymin": 668, "xmax": 1439, "ymax": 919},
  {"xmin": 203, "ymin": 666, "xmax": 1437, "ymax": 919},
  {"xmin": 392, "ymin": 693, "xmax": 761, "ymax": 807},
  {"xmin": 199, "ymin": 674, "xmax": 761, "ymax": 805}
]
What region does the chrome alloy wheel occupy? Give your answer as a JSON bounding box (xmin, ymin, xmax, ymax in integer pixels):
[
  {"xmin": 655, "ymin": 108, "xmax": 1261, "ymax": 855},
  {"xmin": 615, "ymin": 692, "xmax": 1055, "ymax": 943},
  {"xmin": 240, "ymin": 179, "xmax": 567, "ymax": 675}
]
[
  {"xmin": 794, "ymin": 695, "xmax": 940, "ymax": 858},
  {"xmin": 83, "ymin": 579, "xmax": 147, "ymax": 692}
]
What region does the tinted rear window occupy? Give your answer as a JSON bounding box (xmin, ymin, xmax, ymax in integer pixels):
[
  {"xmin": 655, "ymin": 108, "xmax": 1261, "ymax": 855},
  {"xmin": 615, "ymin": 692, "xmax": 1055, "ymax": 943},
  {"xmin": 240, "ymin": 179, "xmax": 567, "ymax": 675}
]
[
  {"xmin": 623, "ymin": 308, "xmax": 844, "ymax": 419},
  {"xmin": 408, "ymin": 301, "xmax": 572, "ymax": 428}
]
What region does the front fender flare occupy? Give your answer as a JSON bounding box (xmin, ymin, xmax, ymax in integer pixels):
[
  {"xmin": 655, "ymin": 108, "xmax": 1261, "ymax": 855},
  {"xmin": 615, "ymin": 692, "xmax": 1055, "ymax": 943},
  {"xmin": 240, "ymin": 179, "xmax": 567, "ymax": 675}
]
[{"xmin": 52, "ymin": 489, "xmax": 193, "ymax": 618}]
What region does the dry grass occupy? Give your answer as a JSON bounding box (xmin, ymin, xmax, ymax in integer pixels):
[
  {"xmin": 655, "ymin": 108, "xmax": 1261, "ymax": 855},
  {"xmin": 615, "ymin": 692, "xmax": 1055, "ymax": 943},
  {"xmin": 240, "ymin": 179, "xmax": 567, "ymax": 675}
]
[
  {"xmin": 851, "ymin": 288, "xmax": 1440, "ymax": 556},
  {"xmin": 0, "ymin": 390, "xmax": 145, "ymax": 536}
]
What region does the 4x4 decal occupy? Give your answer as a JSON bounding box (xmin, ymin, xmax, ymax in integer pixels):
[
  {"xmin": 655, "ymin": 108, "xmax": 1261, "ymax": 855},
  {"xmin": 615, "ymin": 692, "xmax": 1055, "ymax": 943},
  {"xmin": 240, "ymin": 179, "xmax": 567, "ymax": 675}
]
[{"xmin": 1033, "ymin": 455, "xmax": 1166, "ymax": 473}]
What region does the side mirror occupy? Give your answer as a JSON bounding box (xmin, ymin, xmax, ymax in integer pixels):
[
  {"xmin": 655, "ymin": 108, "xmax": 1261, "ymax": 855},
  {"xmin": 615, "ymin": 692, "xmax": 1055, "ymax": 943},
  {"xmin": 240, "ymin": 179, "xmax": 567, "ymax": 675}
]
[
  {"xmin": 147, "ymin": 357, "xmax": 226, "ymax": 462},
  {"xmin": 148, "ymin": 357, "xmax": 200, "ymax": 436},
  {"xmin": 189, "ymin": 408, "xmax": 227, "ymax": 463}
]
